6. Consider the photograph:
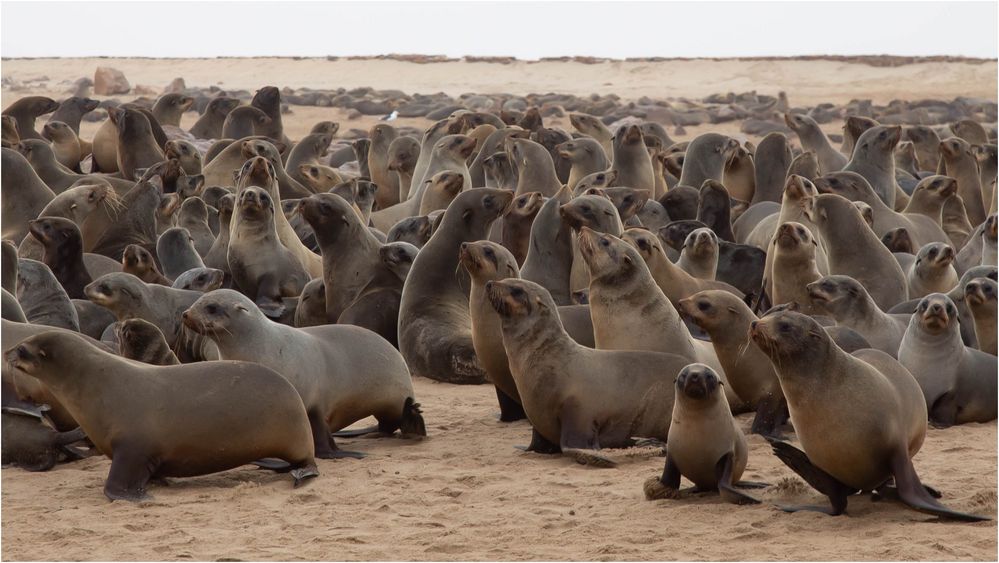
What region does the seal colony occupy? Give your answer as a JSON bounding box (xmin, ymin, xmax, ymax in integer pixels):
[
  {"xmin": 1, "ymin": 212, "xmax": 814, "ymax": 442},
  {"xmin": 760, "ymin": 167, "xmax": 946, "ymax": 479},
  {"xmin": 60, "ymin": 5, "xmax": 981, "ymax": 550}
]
[{"xmin": 1, "ymin": 72, "xmax": 995, "ymax": 531}]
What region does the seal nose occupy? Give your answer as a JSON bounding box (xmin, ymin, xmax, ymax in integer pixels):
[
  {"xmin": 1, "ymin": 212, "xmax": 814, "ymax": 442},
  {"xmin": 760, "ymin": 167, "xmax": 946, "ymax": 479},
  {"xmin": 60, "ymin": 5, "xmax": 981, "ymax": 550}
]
[
  {"xmin": 930, "ymin": 303, "xmax": 943, "ymax": 315},
  {"xmin": 485, "ymin": 281, "xmax": 494, "ymax": 293},
  {"xmin": 750, "ymin": 320, "xmax": 759, "ymax": 330}
]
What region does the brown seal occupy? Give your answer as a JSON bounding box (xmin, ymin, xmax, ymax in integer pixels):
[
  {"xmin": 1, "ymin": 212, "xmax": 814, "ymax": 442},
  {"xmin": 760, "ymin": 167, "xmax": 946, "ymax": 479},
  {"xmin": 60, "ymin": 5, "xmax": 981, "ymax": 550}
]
[
  {"xmin": 486, "ymin": 278, "xmax": 689, "ymax": 466},
  {"xmin": 121, "ymin": 244, "xmax": 171, "ymax": 285},
  {"xmin": 501, "ymin": 191, "xmax": 544, "ymax": 266},
  {"xmin": 750, "ymin": 308, "xmax": 987, "ymax": 521},
  {"xmin": 2, "ymin": 96, "xmax": 58, "ymax": 140},
  {"xmin": 5, "ymin": 331, "xmax": 319, "ymax": 500},
  {"xmin": 611, "ymin": 125, "xmax": 655, "ymax": 194},
  {"xmin": 114, "ymin": 318, "xmax": 180, "ymax": 365},
  {"xmin": 806, "ymin": 275, "xmax": 910, "ymax": 357},
  {"xmin": 399, "ymin": 188, "xmax": 513, "ymax": 384},
  {"xmin": 188, "ymin": 97, "xmax": 240, "ymax": 140},
  {"xmin": 965, "ymin": 276, "xmax": 997, "ymax": 356},
  {"xmin": 643, "ymin": 364, "xmax": 764, "ymax": 505}
]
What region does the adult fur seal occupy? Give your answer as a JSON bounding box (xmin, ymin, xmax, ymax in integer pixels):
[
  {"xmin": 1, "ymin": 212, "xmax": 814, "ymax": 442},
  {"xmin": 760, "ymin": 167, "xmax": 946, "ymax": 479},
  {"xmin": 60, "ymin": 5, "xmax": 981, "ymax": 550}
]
[
  {"xmin": 189, "ymin": 97, "xmax": 240, "ymax": 140},
  {"xmin": 487, "ymin": 278, "xmax": 689, "ymax": 466},
  {"xmin": 2, "ymin": 96, "xmax": 58, "ymax": 140},
  {"xmin": 502, "ymin": 191, "xmax": 544, "ymax": 266},
  {"xmin": 510, "ymin": 138, "xmax": 562, "ymax": 197},
  {"xmin": 785, "ymin": 113, "xmax": 847, "ymax": 173},
  {"xmin": 27, "ymin": 217, "xmax": 92, "ymax": 299},
  {"xmin": 521, "ymin": 186, "xmax": 574, "ymax": 305},
  {"xmin": 751, "ymin": 133, "xmax": 793, "ymax": 204},
  {"xmin": 750, "ymin": 309, "xmax": 987, "ymax": 521},
  {"xmin": 965, "ymin": 276, "xmax": 997, "ymax": 355},
  {"xmin": 5, "ymin": 331, "xmax": 319, "ymax": 501},
  {"xmin": 678, "ymin": 133, "xmax": 739, "ymax": 190},
  {"xmin": 250, "ymin": 86, "xmax": 288, "ymax": 144},
  {"xmin": 643, "ymin": 364, "xmax": 763, "ymax": 505},
  {"xmin": 611, "ymin": 125, "xmax": 655, "ymax": 194},
  {"xmin": 807, "ymin": 275, "xmax": 910, "ymax": 357},
  {"xmin": 110, "ymin": 107, "xmax": 166, "ymax": 181},
  {"xmin": 558, "ymin": 138, "xmax": 609, "ymax": 191},
  {"xmin": 2, "ymin": 147, "xmax": 55, "ymax": 242},
  {"xmin": 843, "ymin": 125, "xmax": 905, "ymax": 210},
  {"xmin": 897, "ymin": 293, "xmax": 997, "ymax": 425},
  {"xmin": 47, "ymin": 96, "xmax": 99, "ymax": 134},
  {"xmin": 905, "ymin": 243, "xmax": 958, "ymax": 299},
  {"xmin": 399, "ymin": 188, "xmax": 513, "ymax": 384},
  {"xmin": 808, "ymin": 193, "xmax": 908, "ymax": 310},
  {"xmin": 184, "ymin": 289, "xmax": 426, "ymax": 458},
  {"xmin": 622, "ymin": 228, "xmax": 743, "ymax": 304}
]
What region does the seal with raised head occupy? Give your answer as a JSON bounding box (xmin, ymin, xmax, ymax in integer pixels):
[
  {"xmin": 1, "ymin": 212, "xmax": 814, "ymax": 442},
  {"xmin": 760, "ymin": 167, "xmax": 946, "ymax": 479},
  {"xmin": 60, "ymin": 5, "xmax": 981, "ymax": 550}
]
[
  {"xmin": 643, "ymin": 363, "xmax": 763, "ymax": 505},
  {"xmin": 905, "ymin": 243, "xmax": 958, "ymax": 299},
  {"xmin": 611, "ymin": 124, "xmax": 656, "ymax": 194},
  {"xmin": 189, "ymin": 97, "xmax": 240, "ymax": 140},
  {"xmin": 399, "ymin": 188, "xmax": 513, "ymax": 384},
  {"xmin": 807, "ymin": 275, "xmax": 910, "ymax": 357},
  {"xmin": 2, "ymin": 96, "xmax": 58, "ymax": 140},
  {"xmin": 965, "ymin": 276, "xmax": 997, "ymax": 356},
  {"xmin": 487, "ymin": 278, "xmax": 689, "ymax": 465},
  {"xmin": 897, "ymin": 293, "xmax": 997, "ymax": 425},
  {"xmin": 750, "ymin": 308, "xmax": 988, "ymax": 521},
  {"xmin": 5, "ymin": 331, "xmax": 319, "ymax": 501},
  {"xmin": 184, "ymin": 289, "xmax": 426, "ymax": 458}
]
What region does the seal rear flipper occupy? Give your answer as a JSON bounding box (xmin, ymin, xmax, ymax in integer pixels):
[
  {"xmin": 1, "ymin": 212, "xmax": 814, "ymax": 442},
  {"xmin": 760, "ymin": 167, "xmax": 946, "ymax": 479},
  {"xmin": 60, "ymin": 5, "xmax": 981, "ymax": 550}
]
[
  {"xmin": 716, "ymin": 453, "xmax": 762, "ymax": 505},
  {"xmin": 890, "ymin": 449, "xmax": 990, "ymax": 522},
  {"xmin": 103, "ymin": 445, "xmax": 154, "ymax": 502},
  {"xmin": 54, "ymin": 427, "xmax": 87, "ymax": 446},
  {"xmin": 331, "ymin": 425, "xmax": 381, "ymax": 438},
  {"xmin": 644, "ymin": 453, "xmax": 681, "ymax": 500},
  {"xmin": 290, "ymin": 463, "xmax": 319, "ymax": 488},
  {"xmin": 517, "ymin": 428, "xmax": 560, "ymax": 454},
  {"xmin": 495, "ymin": 387, "xmax": 527, "ymax": 422},
  {"xmin": 398, "ymin": 397, "xmax": 427, "ymax": 437},
  {"xmin": 767, "ymin": 438, "xmax": 857, "ymax": 515},
  {"xmin": 252, "ymin": 458, "xmax": 292, "ymax": 472}
]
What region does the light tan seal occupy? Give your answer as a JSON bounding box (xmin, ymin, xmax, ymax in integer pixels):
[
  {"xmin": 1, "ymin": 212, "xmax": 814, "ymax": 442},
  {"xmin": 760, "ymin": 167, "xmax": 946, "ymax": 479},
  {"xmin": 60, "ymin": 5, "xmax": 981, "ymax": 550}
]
[
  {"xmin": 750, "ymin": 309, "xmax": 987, "ymax": 521},
  {"xmin": 965, "ymin": 276, "xmax": 997, "ymax": 356},
  {"xmin": 5, "ymin": 331, "xmax": 319, "ymax": 501}
]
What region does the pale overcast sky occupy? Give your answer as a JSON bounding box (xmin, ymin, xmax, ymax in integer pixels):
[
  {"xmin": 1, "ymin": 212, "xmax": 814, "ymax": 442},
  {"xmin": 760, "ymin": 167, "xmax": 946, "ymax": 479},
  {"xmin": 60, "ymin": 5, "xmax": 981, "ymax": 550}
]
[{"xmin": 1, "ymin": 1, "xmax": 997, "ymax": 59}]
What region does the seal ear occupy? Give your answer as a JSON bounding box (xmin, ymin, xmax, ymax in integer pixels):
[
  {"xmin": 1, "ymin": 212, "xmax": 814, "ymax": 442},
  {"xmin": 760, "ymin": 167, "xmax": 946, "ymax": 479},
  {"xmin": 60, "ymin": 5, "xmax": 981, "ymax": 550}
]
[
  {"xmin": 462, "ymin": 208, "xmax": 474, "ymax": 223},
  {"xmin": 119, "ymin": 287, "xmax": 136, "ymax": 300}
]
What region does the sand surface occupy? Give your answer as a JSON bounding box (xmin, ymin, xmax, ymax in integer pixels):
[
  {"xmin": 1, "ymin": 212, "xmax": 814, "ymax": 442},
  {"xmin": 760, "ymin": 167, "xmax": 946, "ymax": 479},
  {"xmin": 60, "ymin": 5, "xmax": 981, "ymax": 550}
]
[{"xmin": 1, "ymin": 57, "xmax": 997, "ymax": 561}]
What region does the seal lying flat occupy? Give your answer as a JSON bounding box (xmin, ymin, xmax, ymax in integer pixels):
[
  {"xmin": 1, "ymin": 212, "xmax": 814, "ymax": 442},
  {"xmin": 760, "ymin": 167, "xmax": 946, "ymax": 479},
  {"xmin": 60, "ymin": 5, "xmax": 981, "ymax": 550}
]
[
  {"xmin": 487, "ymin": 278, "xmax": 689, "ymax": 466},
  {"xmin": 5, "ymin": 331, "xmax": 319, "ymax": 501},
  {"xmin": 750, "ymin": 309, "xmax": 988, "ymax": 521},
  {"xmin": 644, "ymin": 364, "xmax": 764, "ymax": 505}
]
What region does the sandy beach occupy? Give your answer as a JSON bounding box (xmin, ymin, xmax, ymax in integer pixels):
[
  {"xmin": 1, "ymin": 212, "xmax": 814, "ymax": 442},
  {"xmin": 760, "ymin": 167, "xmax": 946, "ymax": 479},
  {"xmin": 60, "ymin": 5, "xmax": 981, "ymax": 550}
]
[{"xmin": 1, "ymin": 56, "xmax": 997, "ymax": 561}]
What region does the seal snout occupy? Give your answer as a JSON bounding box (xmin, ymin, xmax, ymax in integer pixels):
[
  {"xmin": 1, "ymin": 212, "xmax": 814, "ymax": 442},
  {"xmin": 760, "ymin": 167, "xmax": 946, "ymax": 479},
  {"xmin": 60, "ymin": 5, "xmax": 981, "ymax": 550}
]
[{"xmin": 676, "ymin": 364, "xmax": 718, "ymax": 400}]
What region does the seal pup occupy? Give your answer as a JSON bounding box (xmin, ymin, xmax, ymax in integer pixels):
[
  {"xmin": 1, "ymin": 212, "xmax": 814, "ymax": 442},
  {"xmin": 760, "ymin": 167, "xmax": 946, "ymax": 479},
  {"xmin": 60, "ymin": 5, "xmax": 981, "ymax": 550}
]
[
  {"xmin": 771, "ymin": 222, "xmax": 824, "ymax": 315},
  {"xmin": 28, "ymin": 217, "xmax": 94, "ymax": 299},
  {"xmin": 286, "ymin": 132, "xmax": 334, "ymax": 191},
  {"xmin": 677, "ymin": 292, "xmax": 786, "ymax": 436},
  {"xmin": 487, "ymin": 278, "xmax": 689, "ymax": 465},
  {"xmin": 249, "ymin": 86, "xmax": 288, "ymax": 144},
  {"xmin": 696, "ymin": 180, "xmax": 735, "ymax": 242},
  {"xmin": 965, "ymin": 277, "xmax": 997, "ymax": 355},
  {"xmin": 905, "ymin": 243, "xmax": 958, "ymax": 298},
  {"xmin": 336, "ymin": 242, "xmax": 415, "ymax": 346},
  {"xmin": 5, "ymin": 331, "xmax": 319, "ymax": 500},
  {"xmin": 750, "ymin": 309, "xmax": 987, "ymax": 521},
  {"xmin": 387, "ymin": 135, "xmax": 421, "ymax": 200},
  {"xmin": 367, "ymin": 124, "xmax": 401, "ymax": 209},
  {"xmin": 47, "ymin": 96, "xmax": 99, "ymax": 134},
  {"xmin": 904, "ymin": 125, "xmax": 941, "ymax": 172},
  {"xmin": 1, "ymin": 406, "xmax": 87, "ymax": 472},
  {"xmin": 898, "ymin": 293, "xmax": 997, "ymax": 425},
  {"xmin": 122, "ymin": 244, "xmax": 171, "ymax": 286},
  {"xmin": 114, "ymin": 318, "xmax": 180, "ymax": 365},
  {"xmin": 228, "ymin": 186, "xmax": 309, "ymax": 317},
  {"xmin": 184, "ymin": 290, "xmax": 426, "ymax": 458},
  {"xmin": 164, "ymin": 139, "xmax": 203, "ymax": 175},
  {"xmin": 399, "ymin": 188, "xmax": 513, "ymax": 384},
  {"xmin": 151, "ymin": 93, "xmax": 194, "ymax": 127},
  {"xmin": 172, "ymin": 268, "xmax": 224, "ymax": 293},
  {"xmin": 724, "ymin": 144, "xmax": 756, "ymax": 202},
  {"xmin": 807, "ymin": 275, "xmax": 910, "ymax": 357},
  {"xmin": 677, "ymin": 227, "xmax": 719, "ymax": 280},
  {"xmin": 808, "ymin": 193, "xmax": 908, "ymax": 310},
  {"xmin": 644, "ymin": 364, "xmax": 763, "ymax": 505}
]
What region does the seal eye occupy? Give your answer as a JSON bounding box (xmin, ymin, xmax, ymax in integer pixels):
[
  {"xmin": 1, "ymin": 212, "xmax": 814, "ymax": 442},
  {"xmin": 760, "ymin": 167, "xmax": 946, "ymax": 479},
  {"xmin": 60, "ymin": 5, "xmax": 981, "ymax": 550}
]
[
  {"xmin": 697, "ymin": 301, "xmax": 710, "ymax": 312},
  {"xmin": 599, "ymin": 238, "xmax": 609, "ymax": 247},
  {"xmin": 510, "ymin": 287, "xmax": 525, "ymax": 298},
  {"xmin": 778, "ymin": 322, "xmax": 791, "ymax": 333},
  {"xmin": 946, "ymin": 305, "xmax": 954, "ymax": 314},
  {"xmin": 206, "ymin": 304, "xmax": 219, "ymax": 315},
  {"xmin": 484, "ymin": 247, "xmax": 494, "ymax": 258}
]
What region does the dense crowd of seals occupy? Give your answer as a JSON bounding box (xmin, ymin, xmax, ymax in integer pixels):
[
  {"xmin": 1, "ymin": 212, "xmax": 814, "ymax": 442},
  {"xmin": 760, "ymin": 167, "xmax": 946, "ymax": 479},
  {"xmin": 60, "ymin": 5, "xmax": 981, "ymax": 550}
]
[{"xmin": 1, "ymin": 80, "xmax": 995, "ymax": 522}]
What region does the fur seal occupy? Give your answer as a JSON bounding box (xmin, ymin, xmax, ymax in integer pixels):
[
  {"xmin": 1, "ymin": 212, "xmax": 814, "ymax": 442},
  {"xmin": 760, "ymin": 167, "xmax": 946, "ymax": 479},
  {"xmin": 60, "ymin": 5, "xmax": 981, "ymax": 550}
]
[
  {"xmin": 965, "ymin": 276, "xmax": 997, "ymax": 355},
  {"xmin": 696, "ymin": 180, "xmax": 735, "ymax": 242},
  {"xmin": 109, "ymin": 107, "xmax": 166, "ymax": 181},
  {"xmin": 156, "ymin": 227, "xmax": 205, "ymax": 280},
  {"xmin": 903, "ymin": 125, "xmax": 941, "ymax": 172},
  {"xmin": 677, "ymin": 227, "xmax": 719, "ymax": 280},
  {"xmin": 510, "ymin": 138, "xmax": 562, "ymax": 197},
  {"xmin": 521, "ymin": 186, "xmax": 574, "ymax": 305},
  {"xmin": 678, "ymin": 133, "xmax": 739, "ymax": 190},
  {"xmin": 750, "ymin": 309, "xmax": 987, "ymax": 521},
  {"xmin": 723, "ymin": 144, "xmax": 756, "ymax": 202},
  {"xmin": 897, "ymin": 293, "xmax": 997, "ymax": 425},
  {"xmin": 189, "ymin": 97, "xmax": 240, "ymax": 140},
  {"xmin": 808, "ymin": 193, "xmax": 908, "ymax": 310},
  {"xmin": 164, "ymin": 139, "xmax": 203, "ymax": 175},
  {"xmin": 399, "ymin": 188, "xmax": 513, "ymax": 384},
  {"xmin": 151, "ymin": 93, "xmax": 194, "ymax": 127},
  {"xmin": 487, "ymin": 278, "xmax": 688, "ymax": 465},
  {"xmin": 5, "ymin": 331, "xmax": 319, "ymax": 500},
  {"xmin": 502, "ymin": 191, "xmax": 544, "ymax": 266},
  {"xmin": 2, "ymin": 147, "xmax": 55, "ymax": 242},
  {"xmin": 558, "ymin": 138, "xmax": 609, "ymax": 191},
  {"xmin": 184, "ymin": 289, "xmax": 426, "ymax": 457},
  {"xmin": 249, "ymin": 86, "xmax": 288, "ymax": 144},
  {"xmin": 905, "ymin": 243, "xmax": 958, "ymax": 298},
  {"xmin": 770, "ymin": 222, "xmax": 824, "ymax": 314},
  {"xmin": 122, "ymin": 244, "xmax": 171, "ymax": 285},
  {"xmin": 114, "ymin": 318, "xmax": 180, "ymax": 365},
  {"xmin": 27, "ymin": 217, "xmax": 92, "ymax": 299},
  {"xmin": 611, "ymin": 125, "xmax": 656, "ymax": 194},
  {"xmin": 366, "ymin": 124, "xmax": 400, "ymax": 209},
  {"xmin": 1, "ymin": 407, "xmax": 86, "ymax": 472},
  {"xmin": 172, "ymin": 267, "xmax": 224, "ymax": 292},
  {"xmin": 2, "ymin": 96, "xmax": 58, "ymax": 140},
  {"xmin": 41, "ymin": 121, "xmax": 82, "ymax": 172},
  {"xmin": 940, "ymin": 136, "xmax": 988, "ymax": 226},
  {"xmin": 177, "ymin": 197, "xmax": 215, "ymax": 257},
  {"xmin": 228, "ymin": 186, "xmax": 308, "ymax": 316},
  {"xmin": 16, "ymin": 258, "xmax": 79, "ymax": 331},
  {"xmin": 843, "ymin": 125, "xmax": 906, "ymax": 210},
  {"xmin": 387, "ymin": 135, "xmax": 421, "ymax": 200},
  {"xmin": 221, "ymin": 106, "xmax": 270, "ymax": 139},
  {"xmin": 335, "ymin": 241, "xmax": 415, "ymax": 346},
  {"xmin": 807, "ymin": 275, "xmax": 910, "ymax": 357},
  {"xmin": 569, "ymin": 113, "xmax": 614, "ymax": 158},
  {"xmin": 751, "ymin": 133, "xmax": 793, "ymax": 204},
  {"xmin": 47, "ymin": 96, "xmax": 99, "ymax": 134},
  {"xmin": 643, "ymin": 364, "xmax": 763, "ymax": 505},
  {"xmin": 785, "ymin": 113, "xmax": 847, "ymax": 173},
  {"xmin": 622, "ymin": 228, "xmax": 743, "ymax": 304}
]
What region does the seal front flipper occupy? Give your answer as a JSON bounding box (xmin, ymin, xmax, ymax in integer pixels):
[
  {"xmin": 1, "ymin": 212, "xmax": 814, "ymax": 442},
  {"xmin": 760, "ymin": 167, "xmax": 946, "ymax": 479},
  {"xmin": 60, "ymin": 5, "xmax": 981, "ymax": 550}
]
[
  {"xmin": 767, "ymin": 438, "xmax": 857, "ymax": 515},
  {"xmin": 103, "ymin": 443, "xmax": 154, "ymax": 502},
  {"xmin": 495, "ymin": 387, "xmax": 527, "ymax": 422},
  {"xmin": 643, "ymin": 454, "xmax": 681, "ymax": 500},
  {"xmin": 716, "ymin": 453, "xmax": 762, "ymax": 505},
  {"xmin": 750, "ymin": 394, "xmax": 788, "ymax": 439},
  {"xmin": 254, "ymin": 276, "xmax": 287, "ymax": 319},
  {"xmin": 890, "ymin": 448, "xmax": 990, "ymax": 522},
  {"xmin": 516, "ymin": 428, "xmax": 561, "ymax": 454},
  {"xmin": 309, "ymin": 410, "xmax": 366, "ymax": 460}
]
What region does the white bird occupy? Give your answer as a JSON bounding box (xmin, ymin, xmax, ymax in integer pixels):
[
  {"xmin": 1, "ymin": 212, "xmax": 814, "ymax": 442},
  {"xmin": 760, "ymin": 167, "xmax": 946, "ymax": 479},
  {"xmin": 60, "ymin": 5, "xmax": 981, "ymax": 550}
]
[{"xmin": 381, "ymin": 110, "xmax": 399, "ymax": 122}]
